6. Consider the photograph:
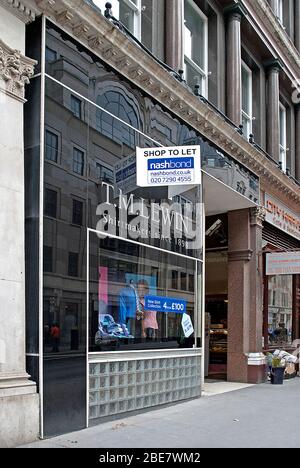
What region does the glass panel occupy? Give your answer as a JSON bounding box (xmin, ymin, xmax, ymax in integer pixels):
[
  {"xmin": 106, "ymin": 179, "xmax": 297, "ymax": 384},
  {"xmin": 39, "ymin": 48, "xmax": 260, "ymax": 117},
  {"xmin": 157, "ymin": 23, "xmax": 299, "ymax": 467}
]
[
  {"xmin": 185, "ymin": 58, "xmax": 205, "ymax": 92},
  {"xmin": 279, "ymin": 107, "xmax": 286, "ymax": 146},
  {"xmin": 184, "ymin": 0, "xmax": 206, "ymax": 70},
  {"xmin": 242, "ymin": 66, "xmax": 251, "ymax": 115},
  {"xmin": 268, "ymin": 275, "xmax": 293, "ymax": 346},
  {"xmin": 89, "ymin": 233, "xmax": 200, "ymax": 352}
]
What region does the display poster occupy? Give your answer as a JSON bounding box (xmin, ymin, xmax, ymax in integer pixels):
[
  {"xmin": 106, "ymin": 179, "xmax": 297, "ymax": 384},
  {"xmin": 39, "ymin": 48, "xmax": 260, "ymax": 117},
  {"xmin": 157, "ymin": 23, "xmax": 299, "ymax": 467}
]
[
  {"xmin": 266, "ymin": 252, "xmax": 300, "ymax": 276},
  {"xmin": 145, "ymin": 296, "xmax": 187, "ymax": 314},
  {"xmin": 181, "ymin": 313, "xmax": 194, "ymax": 338}
]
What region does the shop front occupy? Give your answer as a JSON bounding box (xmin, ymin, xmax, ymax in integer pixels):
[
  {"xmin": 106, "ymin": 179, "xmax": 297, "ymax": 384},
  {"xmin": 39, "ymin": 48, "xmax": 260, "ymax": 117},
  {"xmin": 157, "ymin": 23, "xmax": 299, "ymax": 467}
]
[
  {"xmin": 263, "ymin": 193, "xmax": 300, "ymax": 356},
  {"xmin": 24, "ymin": 17, "xmax": 260, "ymax": 438}
]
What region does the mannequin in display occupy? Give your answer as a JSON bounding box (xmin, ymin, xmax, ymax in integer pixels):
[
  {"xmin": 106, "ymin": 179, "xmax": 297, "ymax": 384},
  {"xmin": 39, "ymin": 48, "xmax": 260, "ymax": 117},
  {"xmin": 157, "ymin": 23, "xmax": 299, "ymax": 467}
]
[{"xmin": 119, "ymin": 279, "xmax": 143, "ymax": 335}]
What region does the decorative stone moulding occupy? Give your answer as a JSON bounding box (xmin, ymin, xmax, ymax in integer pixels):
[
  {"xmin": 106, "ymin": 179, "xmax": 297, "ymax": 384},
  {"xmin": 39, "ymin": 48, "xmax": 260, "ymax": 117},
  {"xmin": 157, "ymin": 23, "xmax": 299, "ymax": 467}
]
[
  {"xmin": 1, "ymin": 0, "xmax": 37, "ymax": 22},
  {"xmin": 17, "ymin": 0, "xmax": 300, "ymax": 207},
  {"xmin": 0, "ymin": 38, "xmax": 37, "ymax": 101}
]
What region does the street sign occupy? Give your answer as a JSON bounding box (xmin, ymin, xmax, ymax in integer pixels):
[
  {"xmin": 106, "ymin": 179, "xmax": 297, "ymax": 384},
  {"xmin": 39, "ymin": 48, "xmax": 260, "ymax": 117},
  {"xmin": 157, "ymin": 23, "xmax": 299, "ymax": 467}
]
[{"xmin": 136, "ymin": 145, "xmax": 201, "ymax": 188}]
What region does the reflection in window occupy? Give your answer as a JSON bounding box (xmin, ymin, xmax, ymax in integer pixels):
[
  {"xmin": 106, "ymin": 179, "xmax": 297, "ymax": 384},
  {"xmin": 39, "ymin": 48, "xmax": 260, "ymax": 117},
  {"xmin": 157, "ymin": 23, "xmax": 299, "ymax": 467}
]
[
  {"xmin": 96, "ymin": 90, "xmax": 139, "ymax": 148},
  {"xmin": 44, "ymin": 246, "xmax": 53, "ymax": 273},
  {"xmin": 268, "ymin": 275, "xmax": 293, "ymax": 346},
  {"xmin": 71, "ymin": 95, "xmax": 82, "ymax": 119},
  {"xmin": 96, "ymin": 162, "xmax": 114, "ymax": 184},
  {"xmin": 73, "ymin": 148, "xmax": 85, "ymax": 176},
  {"xmin": 45, "ymin": 188, "xmax": 57, "ymax": 218},
  {"xmin": 45, "ymin": 46, "xmax": 57, "ymax": 63},
  {"xmin": 45, "ymin": 130, "xmax": 58, "ymax": 163},
  {"xmin": 68, "ymin": 252, "xmax": 79, "ymax": 277},
  {"xmin": 72, "ymin": 199, "xmax": 84, "ymax": 226}
]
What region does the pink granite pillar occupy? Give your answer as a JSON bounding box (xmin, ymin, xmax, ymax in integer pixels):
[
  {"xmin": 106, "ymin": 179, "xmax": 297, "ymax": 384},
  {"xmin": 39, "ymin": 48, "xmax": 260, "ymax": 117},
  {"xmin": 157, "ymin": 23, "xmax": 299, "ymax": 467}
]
[{"xmin": 227, "ymin": 208, "xmax": 266, "ymax": 383}]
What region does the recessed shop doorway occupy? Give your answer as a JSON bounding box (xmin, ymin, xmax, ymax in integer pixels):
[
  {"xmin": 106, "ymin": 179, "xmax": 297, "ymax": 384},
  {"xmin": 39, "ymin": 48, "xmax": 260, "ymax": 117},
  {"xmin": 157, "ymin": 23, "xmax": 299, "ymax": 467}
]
[{"xmin": 205, "ymin": 224, "xmax": 228, "ymax": 381}]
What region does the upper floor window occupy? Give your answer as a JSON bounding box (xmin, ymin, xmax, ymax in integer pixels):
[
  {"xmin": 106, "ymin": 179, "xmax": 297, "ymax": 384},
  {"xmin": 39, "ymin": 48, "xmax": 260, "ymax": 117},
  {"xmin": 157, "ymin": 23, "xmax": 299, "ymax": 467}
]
[
  {"xmin": 184, "ymin": 0, "xmax": 208, "ymax": 96},
  {"xmin": 241, "ymin": 62, "xmax": 253, "ymax": 139},
  {"xmin": 274, "ymin": 0, "xmax": 284, "ymax": 23},
  {"xmin": 94, "ymin": 0, "xmax": 142, "ymax": 39},
  {"xmin": 72, "ymin": 199, "xmax": 84, "ymax": 226},
  {"xmin": 45, "ymin": 130, "xmax": 59, "ymax": 163},
  {"xmin": 71, "ymin": 95, "xmax": 82, "ymax": 119},
  {"xmin": 279, "ymin": 103, "xmax": 287, "ymax": 172},
  {"xmin": 73, "ymin": 148, "xmax": 85, "ymax": 176}
]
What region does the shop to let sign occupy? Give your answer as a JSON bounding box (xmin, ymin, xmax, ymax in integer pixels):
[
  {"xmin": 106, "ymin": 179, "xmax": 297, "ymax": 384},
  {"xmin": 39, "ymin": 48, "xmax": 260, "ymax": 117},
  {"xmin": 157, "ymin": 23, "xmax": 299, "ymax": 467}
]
[
  {"xmin": 136, "ymin": 145, "xmax": 201, "ymax": 187},
  {"xmin": 145, "ymin": 296, "xmax": 187, "ymax": 314},
  {"xmin": 266, "ymin": 252, "xmax": 300, "ymax": 275}
]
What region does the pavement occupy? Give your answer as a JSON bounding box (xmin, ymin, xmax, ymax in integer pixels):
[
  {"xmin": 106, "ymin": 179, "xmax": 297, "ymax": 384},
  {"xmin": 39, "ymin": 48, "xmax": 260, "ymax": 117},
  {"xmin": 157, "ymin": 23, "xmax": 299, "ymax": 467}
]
[{"xmin": 21, "ymin": 377, "xmax": 300, "ymax": 448}]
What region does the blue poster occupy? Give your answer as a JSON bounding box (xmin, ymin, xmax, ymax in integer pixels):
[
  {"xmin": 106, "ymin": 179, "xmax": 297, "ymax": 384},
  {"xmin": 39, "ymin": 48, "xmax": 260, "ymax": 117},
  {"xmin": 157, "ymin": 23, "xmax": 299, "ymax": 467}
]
[{"xmin": 145, "ymin": 296, "xmax": 187, "ymax": 314}]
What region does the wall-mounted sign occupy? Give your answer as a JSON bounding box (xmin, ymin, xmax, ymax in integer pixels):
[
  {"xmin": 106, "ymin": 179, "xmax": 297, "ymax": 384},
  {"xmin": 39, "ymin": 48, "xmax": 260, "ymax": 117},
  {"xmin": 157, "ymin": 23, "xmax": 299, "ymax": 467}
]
[
  {"xmin": 145, "ymin": 296, "xmax": 187, "ymax": 314},
  {"xmin": 266, "ymin": 252, "xmax": 300, "ymax": 275},
  {"xmin": 265, "ymin": 194, "xmax": 300, "ymax": 241},
  {"xmin": 136, "ymin": 146, "xmax": 201, "ymax": 187}
]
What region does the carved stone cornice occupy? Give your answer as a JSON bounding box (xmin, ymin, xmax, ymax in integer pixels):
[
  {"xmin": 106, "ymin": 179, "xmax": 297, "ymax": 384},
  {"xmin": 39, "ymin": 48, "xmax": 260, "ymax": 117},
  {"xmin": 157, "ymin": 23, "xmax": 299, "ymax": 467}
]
[
  {"xmin": 0, "ymin": 0, "xmax": 38, "ymax": 23},
  {"xmin": 0, "ymin": 38, "xmax": 37, "ymax": 101},
  {"xmin": 243, "ymin": 0, "xmax": 300, "ymax": 79},
  {"xmin": 250, "ymin": 207, "xmax": 266, "ymax": 228},
  {"xmin": 31, "ymin": 0, "xmax": 300, "ymax": 206}
]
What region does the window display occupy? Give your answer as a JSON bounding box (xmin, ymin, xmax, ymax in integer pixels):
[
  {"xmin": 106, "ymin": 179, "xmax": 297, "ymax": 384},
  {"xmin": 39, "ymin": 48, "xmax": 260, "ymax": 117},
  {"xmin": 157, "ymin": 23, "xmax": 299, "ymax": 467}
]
[
  {"xmin": 89, "ymin": 234, "xmax": 200, "ymax": 352},
  {"xmin": 268, "ymin": 275, "xmax": 293, "ymax": 346}
]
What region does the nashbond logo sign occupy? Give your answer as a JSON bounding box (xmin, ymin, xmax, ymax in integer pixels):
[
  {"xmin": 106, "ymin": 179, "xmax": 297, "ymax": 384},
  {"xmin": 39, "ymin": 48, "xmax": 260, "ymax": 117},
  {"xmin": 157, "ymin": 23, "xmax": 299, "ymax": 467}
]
[
  {"xmin": 136, "ymin": 145, "xmax": 201, "ymax": 188},
  {"xmin": 265, "ymin": 194, "xmax": 300, "ymax": 241}
]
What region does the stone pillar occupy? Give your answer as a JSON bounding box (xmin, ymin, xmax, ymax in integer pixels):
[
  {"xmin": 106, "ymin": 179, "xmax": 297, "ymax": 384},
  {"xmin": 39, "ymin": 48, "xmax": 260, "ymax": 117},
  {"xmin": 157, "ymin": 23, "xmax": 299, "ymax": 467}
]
[
  {"xmin": 227, "ymin": 208, "xmax": 266, "ymax": 384},
  {"xmin": 266, "ymin": 61, "xmax": 281, "ymax": 162},
  {"xmin": 165, "ymin": 0, "xmax": 183, "ymax": 71},
  {"xmin": 295, "ymin": 104, "xmax": 300, "ymax": 181},
  {"xmin": 225, "ymin": 3, "xmax": 247, "ymax": 126},
  {"xmin": 0, "ymin": 4, "xmax": 39, "ymax": 448},
  {"xmin": 295, "ymin": 0, "xmax": 300, "ymax": 52}
]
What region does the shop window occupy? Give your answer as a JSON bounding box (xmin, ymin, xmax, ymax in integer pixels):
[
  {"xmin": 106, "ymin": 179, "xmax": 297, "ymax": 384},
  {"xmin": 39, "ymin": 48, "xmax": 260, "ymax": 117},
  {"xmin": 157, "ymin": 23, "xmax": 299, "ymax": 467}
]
[
  {"xmin": 279, "ymin": 103, "xmax": 287, "ymax": 172},
  {"xmin": 71, "ymin": 95, "xmax": 82, "ymax": 119},
  {"xmin": 241, "ymin": 62, "xmax": 253, "ymax": 138},
  {"xmin": 89, "ymin": 234, "xmax": 200, "ymax": 352},
  {"xmin": 93, "ymin": 0, "xmax": 142, "ymax": 39},
  {"xmin": 268, "ymin": 275, "xmax": 293, "ymax": 346},
  {"xmin": 68, "ymin": 252, "xmax": 79, "ymax": 277},
  {"xmin": 44, "ymin": 188, "xmax": 57, "ymax": 218},
  {"xmin": 43, "ymin": 246, "xmax": 53, "ymax": 273},
  {"xmin": 45, "ymin": 130, "xmax": 59, "ymax": 163},
  {"xmin": 45, "ymin": 46, "xmax": 57, "ymax": 63},
  {"xmin": 72, "ymin": 199, "xmax": 83, "ymax": 226},
  {"xmin": 184, "ymin": 0, "xmax": 208, "ymax": 96},
  {"xmin": 96, "ymin": 90, "xmax": 139, "ymax": 148},
  {"xmin": 73, "ymin": 148, "xmax": 85, "ymax": 176}
]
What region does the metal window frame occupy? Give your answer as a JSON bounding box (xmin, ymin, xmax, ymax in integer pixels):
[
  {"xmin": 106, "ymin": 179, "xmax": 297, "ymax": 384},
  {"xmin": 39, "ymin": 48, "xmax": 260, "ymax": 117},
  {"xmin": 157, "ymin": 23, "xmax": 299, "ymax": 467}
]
[
  {"xmin": 279, "ymin": 102, "xmax": 287, "ymax": 172},
  {"xmin": 241, "ymin": 60, "xmax": 253, "ymax": 138}
]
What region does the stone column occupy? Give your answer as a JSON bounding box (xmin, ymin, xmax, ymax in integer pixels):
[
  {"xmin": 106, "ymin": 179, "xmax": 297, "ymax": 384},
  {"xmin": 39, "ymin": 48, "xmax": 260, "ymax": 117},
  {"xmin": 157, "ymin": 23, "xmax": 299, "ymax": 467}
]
[
  {"xmin": 165, "ymin": 0, "xmax": 184, "ymax": 71},
  {"xmin": 227, "ymin": 208, "xmax": 266, "ymax": 384},
  {"xmin": 0, "ymin": 4, "xmax": 39, "ymax": 448},
  {"xmin": 295, "ymin": 0, "xmax": 300, "ymax": 52},
  {"xmin": 295, "ymin": 104, "xmax": 300, "ymax": 181},
  {"xmin": 266, "ymin": 61, "xmax": 281, "ymax": 162},
  {"xmin": 225, "ymin": 3, "xmax": 247, "ymax": 126}
]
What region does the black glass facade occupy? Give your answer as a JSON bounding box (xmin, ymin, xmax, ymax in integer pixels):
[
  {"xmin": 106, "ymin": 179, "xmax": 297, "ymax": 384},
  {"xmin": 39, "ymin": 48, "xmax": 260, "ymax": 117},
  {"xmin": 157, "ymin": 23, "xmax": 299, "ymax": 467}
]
[{"xmin": 24, "ymin": 17, "xmax": 259, "ymax": 437}]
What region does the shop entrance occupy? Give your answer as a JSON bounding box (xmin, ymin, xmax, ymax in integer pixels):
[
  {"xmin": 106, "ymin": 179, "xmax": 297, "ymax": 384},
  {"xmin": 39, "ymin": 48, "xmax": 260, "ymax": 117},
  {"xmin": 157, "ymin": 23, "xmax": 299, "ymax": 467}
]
[{"xmin": 205, "ymin": 215, "xmax": 228, "ymax": 380}]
